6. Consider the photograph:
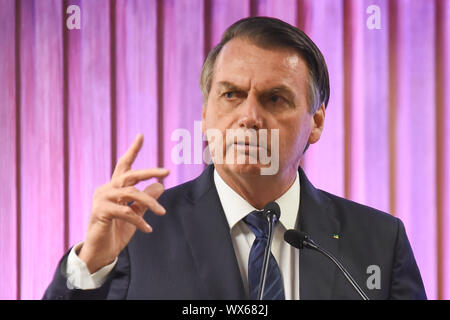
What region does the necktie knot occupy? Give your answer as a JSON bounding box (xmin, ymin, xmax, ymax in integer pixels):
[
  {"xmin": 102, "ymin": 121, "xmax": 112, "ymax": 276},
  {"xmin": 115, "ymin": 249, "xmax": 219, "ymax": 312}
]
[{"xmin": 244, "ymin": 210, "xmax": 278, "ymax": 239}]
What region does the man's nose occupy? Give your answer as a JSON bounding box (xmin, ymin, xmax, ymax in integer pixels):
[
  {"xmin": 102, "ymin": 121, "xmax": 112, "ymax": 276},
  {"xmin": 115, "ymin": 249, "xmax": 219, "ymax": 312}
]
[{"xmin": 237, "ymin": 94, "xmax": 264, "ymax": 130}]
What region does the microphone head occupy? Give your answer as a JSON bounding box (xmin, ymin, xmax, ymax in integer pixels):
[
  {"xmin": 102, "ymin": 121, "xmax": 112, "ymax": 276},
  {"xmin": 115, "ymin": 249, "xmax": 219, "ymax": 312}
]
[
  {"xmin": 263, "ymin": 201, "xmax": 281, "ymax": 221},
  {"xmin": 284, "ymin": 229, "xmax": 309, "ymax": 249}
]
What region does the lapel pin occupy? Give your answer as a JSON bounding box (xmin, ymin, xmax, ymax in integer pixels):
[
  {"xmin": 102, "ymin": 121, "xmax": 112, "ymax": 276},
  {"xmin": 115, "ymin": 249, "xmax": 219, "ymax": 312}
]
[{"xmin": 332, "ymin": 234, "xmax": 340, "ymax": 239}]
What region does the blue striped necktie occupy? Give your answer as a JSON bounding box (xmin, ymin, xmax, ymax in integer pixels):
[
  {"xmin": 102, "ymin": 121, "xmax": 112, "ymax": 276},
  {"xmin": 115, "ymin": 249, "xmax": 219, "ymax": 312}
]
[{"xmin": 244, "ymin": 210, "xmax": 285, "ymax": 300}]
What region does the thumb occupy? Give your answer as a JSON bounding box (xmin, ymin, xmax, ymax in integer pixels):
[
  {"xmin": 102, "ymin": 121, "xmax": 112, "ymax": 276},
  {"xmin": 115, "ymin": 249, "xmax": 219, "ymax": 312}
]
[
  {"xmin": 143, "ymin": 182, "xmax": 165, "ymax": 200},
  {"xmin": 132, "ymin": 183, "xmax": 165, "ymax": 217}
]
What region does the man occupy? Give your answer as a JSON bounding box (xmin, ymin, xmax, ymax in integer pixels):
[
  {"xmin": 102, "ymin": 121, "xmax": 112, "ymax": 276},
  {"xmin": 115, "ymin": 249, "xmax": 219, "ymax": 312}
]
[{"xmin": 44, "ymin": 17, "xmax": 426, "ymax": 300}]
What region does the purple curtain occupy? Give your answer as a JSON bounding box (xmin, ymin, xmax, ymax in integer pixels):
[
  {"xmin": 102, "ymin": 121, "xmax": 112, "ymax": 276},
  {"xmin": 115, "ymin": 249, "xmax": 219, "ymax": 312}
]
[{"xmin": 0, "ymin": 0, "xmax": 448, "ymax": 300}]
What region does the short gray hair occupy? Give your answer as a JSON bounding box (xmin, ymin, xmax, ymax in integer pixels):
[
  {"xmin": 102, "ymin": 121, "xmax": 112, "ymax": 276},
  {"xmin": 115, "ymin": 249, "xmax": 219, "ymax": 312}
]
[{"xmin": 200, "ymin": 17, "xmax": 330, "ymax": 114}]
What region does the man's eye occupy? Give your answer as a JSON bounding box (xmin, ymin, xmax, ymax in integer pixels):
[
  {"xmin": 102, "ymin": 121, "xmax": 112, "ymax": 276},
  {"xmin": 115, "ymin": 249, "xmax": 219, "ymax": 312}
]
[
  {"xmin": 267, "ymin": 94, "xmax": 292, "ymax": 108},
  {"xmin": 224, "ymin": 92, "xmax": 234, "ymax": 99},
  {"xmin": 270, "ymin": 95, "xmax": 280, "ymax": 103},
  {"xmin": 270, "ymin": 95, "xmax": 286, "ymax": 104}
]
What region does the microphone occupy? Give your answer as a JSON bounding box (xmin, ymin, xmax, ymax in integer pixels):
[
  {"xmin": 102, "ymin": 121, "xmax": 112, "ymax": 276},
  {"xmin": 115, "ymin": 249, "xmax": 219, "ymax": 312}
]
[
  {"xmin": 257, "ymin": 201, "xmax": 281, "ymax": 300},
  {"xmin": 284, "ymin": 229, "xmax": 370, "ymax": 300}
]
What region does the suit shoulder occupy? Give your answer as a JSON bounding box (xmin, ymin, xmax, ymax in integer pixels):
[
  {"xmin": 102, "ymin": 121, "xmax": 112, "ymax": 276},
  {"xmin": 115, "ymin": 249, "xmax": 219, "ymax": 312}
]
[
  {"xmin": 319, "ymin": 189, "xmax": 398, "ymax": 227},
  {"xmin": 317, "ymin": 190, "xmax": 403, "ymax": 261},
  {"xmin": 157, "ymin": 179, "xmax": 197, "ymax": 206},
  {"xmin": 157, "ymin": 167, "xmax": 215, "ymax": 206}
]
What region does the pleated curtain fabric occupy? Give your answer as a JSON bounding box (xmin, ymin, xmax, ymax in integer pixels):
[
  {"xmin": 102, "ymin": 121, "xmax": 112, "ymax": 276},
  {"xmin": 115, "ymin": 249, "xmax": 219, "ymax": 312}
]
[{"xmin": 0, "ymin": 0, "xmax": 449, "ymax": 300}]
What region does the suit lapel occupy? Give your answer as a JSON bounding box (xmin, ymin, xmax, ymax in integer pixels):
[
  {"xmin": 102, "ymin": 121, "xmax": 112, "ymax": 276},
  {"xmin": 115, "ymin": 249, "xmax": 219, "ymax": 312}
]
[
  {"xmin": 297, "ymin": 166, "xmax": 341, "ymax": 300},
  {"xmin": 178, "ymin": 166, "xmax": 246, "ymax": 299},
  {"xmin": 176, "ymin": 165, "xmax": 340, "ymax": 300}
]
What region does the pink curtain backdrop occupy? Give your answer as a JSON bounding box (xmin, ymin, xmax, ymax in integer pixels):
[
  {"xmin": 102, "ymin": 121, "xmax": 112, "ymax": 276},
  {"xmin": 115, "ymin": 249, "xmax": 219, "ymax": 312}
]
[{"xmin": 0, "ymin": 0, "xmax": 448, "ymax": 300}]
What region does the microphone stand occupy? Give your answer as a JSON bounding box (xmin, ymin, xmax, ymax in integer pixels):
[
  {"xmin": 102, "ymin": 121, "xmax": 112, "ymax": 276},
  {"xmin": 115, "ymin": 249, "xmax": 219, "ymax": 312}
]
[
  {"xmin": 304, "ymin": 238, "xmax": 369, "ymax": 300},
  {"xmin": 257, "ymin": 212, "xmax": 277, "ymax": 300},
  {"xmin": 284, "ymin": 229, "xmax": 370, "ymax": 300}
]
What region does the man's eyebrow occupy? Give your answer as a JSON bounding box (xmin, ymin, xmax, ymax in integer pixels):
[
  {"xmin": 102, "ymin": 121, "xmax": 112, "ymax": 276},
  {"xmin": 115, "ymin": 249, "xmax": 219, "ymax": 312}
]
[
  {"xmin": 215, "ymin": 81, "xmax": 296, "ymax": 99},
  {"xmin": 216, "ymin": 81, "xmax": 242, "ymax": 91},
  {"xmin": 263, "ymin": 85, "xmax": 296, "ymax": 99},
  {"xmin": 266, "ymin": 85, "xmax": 294, "ymax": 93}
]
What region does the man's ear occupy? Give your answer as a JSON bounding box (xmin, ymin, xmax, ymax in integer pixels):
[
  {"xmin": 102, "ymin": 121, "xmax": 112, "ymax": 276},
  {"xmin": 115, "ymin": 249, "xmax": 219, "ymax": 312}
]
[
  {"xmin": 201, "ymin": 105, "xmax": 207, "ymax": 134},
  {"xmin": 308, "ymin": 104, "xmax": 325, "ymax": 144}
]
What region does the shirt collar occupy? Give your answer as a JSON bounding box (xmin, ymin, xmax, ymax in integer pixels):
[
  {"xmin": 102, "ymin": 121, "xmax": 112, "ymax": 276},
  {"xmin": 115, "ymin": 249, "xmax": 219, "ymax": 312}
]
[{"xmin": 213, "ymin": 169, "xmax": 300, "ymax": 231}]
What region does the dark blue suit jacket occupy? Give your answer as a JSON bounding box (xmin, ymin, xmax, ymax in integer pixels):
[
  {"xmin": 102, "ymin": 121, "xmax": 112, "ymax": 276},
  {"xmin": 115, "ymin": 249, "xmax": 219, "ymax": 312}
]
[{"xmin": 43, "ymin": 165, "xmax": 426, "ymax": 299}]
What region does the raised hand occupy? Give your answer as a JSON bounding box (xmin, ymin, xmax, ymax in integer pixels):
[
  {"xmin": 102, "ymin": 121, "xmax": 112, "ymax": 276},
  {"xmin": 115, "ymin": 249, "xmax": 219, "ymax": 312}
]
[{"xmin": 78, "ymin": 134, "xmax": 169, "ymax": 273}]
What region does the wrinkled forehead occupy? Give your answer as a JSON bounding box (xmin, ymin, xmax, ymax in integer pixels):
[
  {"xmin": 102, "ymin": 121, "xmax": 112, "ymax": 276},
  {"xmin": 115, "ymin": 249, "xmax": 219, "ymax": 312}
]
[
  {"xmin": 216, "ymin": 37, "xmax": 306, "ymax": 67},
  {"xmin": 212, "ymin": 38, "xmax": 310, "ymax": 92}
]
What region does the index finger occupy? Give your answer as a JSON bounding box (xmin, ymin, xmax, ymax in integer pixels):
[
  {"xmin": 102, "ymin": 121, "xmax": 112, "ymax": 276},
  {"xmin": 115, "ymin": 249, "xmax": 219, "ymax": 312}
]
[{"xmin": 113, "ymin": 133, "xmax": 144, "ymax": 178}]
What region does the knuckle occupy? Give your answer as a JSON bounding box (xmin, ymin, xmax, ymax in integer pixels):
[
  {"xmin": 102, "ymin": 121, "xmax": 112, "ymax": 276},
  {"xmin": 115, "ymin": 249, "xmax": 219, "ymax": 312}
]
[
  {"xmin": 122, "ymin": 206, "xmax": 134, "ymax": 215},
  {"xmin": 95, "ymin": 208, "xmax": 111, "ymax": 221},
  {"xmin": 98, "ymin": 211, "xmax": 111, "ymax": 221}
]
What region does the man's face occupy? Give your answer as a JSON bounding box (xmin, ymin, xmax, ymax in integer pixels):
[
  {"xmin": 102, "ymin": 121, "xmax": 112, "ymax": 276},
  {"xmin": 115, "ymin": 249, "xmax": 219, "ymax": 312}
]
[{"xmin": 202, "ymin": 37, "xmax": 324, "ymax": 180}]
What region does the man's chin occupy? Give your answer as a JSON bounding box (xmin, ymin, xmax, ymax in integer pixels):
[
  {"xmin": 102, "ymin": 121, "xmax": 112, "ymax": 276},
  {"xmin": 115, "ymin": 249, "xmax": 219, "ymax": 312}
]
[{"xmin": 216, "ymin": 162, "xmax": 266, "ymax": 176}]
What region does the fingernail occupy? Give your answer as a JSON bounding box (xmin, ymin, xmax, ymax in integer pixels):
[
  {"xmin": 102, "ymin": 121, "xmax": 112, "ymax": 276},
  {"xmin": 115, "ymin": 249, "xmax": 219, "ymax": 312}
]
[{"xmin": 146, "ymin": 223, "xmax": 152, "ymax": 232}]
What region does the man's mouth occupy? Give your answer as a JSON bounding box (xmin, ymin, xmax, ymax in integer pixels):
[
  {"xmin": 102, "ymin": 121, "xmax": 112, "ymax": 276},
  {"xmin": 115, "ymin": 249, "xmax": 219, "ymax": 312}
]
[
  {"xmin": 235, "ymin": 141, "xmax": 257, "ymax": 147},
  {"xmin": 233, "ymin": 141, "xmax": 268, "ymax": 151}
]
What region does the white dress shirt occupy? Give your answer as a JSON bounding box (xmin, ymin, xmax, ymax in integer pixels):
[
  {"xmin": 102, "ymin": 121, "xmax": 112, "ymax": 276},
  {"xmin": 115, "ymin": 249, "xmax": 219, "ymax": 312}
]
[
  {"xmin": 213, "ymin": 169, "xmax": 300, "ymax": 300},
  {"xmin": 66, "ymin": 169, "xmax": 300, "ymax": 299}
]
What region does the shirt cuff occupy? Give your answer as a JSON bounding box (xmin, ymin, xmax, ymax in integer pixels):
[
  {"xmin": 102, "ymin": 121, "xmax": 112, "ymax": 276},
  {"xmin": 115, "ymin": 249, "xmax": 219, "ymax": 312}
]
[{"xmin": 65, "ymin": 242, "xmax": 118, "ymax": 290}]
